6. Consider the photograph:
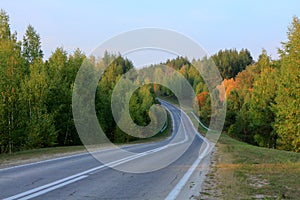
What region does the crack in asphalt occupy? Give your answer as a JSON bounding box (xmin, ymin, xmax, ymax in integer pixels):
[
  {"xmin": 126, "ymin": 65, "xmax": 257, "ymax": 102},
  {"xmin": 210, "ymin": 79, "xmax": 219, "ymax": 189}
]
[
  {"xmin": 170, "ymin": 174, "xmax": 178, "ymax": 184},
  {"xmin": 25, "ymin": 178, "xmax": 43, "ymax": 187}
]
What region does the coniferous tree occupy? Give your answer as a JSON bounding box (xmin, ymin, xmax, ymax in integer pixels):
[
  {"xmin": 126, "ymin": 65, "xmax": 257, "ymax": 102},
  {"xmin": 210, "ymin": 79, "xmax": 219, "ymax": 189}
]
[
  {"xmin": 22, "ymin": 25, "xmax": 43, "ymax": 66},
  {"xmin": 249, "ymin": 51, "xmax": 277, "ymax": 148},
  {"xmin": 273, "ymin": 17, "xmax": 300, "ymax": 152}
]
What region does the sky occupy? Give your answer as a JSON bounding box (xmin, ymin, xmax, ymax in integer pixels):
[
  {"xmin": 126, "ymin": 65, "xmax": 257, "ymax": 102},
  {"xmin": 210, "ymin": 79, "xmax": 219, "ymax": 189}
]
[{"xmin": 1, "ymin": 0, "xmax": 300, "ymax": 65}]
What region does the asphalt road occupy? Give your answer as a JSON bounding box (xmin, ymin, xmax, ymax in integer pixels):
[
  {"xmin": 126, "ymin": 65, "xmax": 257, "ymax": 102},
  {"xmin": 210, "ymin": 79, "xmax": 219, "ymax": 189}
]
[{"xmin": 0, "ymin": 101, "xmax": 210, "ymax": 200}]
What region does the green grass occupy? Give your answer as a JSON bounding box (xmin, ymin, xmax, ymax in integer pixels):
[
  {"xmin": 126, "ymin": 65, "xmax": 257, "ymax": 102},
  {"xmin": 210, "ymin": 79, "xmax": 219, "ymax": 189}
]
[
  {"xmin": 200, "ymin": 134, "xmax": 300, "ymax": 200},
  {"xmin": 221, "ymin": 135, "xmax": 300, "ymax": 164},
  {"xmin": 159, "ymin": 96, "xmax": 300, "ymax": 199},
  {"xmin": 0, "ymin": 145, "xmax": 86, "ymax": 168}
]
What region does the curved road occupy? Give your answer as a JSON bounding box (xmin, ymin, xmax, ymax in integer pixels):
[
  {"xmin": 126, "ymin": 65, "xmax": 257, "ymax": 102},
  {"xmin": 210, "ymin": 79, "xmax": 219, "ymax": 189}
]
[{"xmin": 0, "ymin": 101, "xmax": 211, "ymax": 200}]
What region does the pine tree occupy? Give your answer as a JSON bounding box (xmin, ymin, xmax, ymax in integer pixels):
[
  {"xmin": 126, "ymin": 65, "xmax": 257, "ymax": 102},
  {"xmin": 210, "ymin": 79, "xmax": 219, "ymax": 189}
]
[
  {"xmin": 249, "ymin": 51, "xmax": 277, "ymax": 148},
  {"xmin": 0, "ymin": 9, "xmax": 11, "ymax": 40},
  {"xmin": 273, "ymin": 17, "xmax": 300, "ymax": 152},
  {"xmin": 22, "ymin": 25, "xmax": 43, "ymax": 66}
]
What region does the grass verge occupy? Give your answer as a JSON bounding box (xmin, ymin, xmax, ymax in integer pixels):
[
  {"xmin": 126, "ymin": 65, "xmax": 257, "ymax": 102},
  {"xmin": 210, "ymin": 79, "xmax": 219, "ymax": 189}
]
[
  {"xmin": 199, "ymin": 134, "xmax": 300, "ymax": 200},
  {"xmin": 0, "ymin": 145, "xmax": 86, "ymax": 169},
  {"xmin": 0, "ymin": 110, "xmax": 172, "ymax": 169}
]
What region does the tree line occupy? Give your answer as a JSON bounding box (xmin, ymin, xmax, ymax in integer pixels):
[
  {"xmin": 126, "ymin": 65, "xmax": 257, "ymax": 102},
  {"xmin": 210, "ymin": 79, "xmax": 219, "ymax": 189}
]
[
  {"xmin": 223, "ymin": 18, "xmax": 300, "ymax": 152},
  {"xmin": 0, "ymin": 8, "xmax": 299, "ymax": 153},
  {"xmin": 0, "ymin": 10, "xmax": 157, "ymax": 154},
  {"xmin": 157, "ymin": 17, "xmax": 300, "ymax": 152}
]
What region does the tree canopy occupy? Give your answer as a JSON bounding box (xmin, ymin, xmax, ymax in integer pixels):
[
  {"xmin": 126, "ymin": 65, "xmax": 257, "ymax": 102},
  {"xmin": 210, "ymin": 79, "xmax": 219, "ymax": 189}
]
[{"xmin": 0, "ymin": 9, "xmax": 299, "ymax": 153}]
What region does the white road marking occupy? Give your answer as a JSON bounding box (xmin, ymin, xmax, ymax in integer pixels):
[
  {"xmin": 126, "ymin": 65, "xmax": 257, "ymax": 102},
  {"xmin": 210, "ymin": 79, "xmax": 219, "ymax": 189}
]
[
  {"xmin": 191, "ymin": 111, "xmax": 211, "ymax": 131},
  {"xmin": 0, "ymin": 143, "xmax": 146, "ymax": 172},
  {"xmin": 18, "ymin": 175, "xmax": 88, "ymax": 200},
  {"xmin": 4, "ymin": 103, "xmax": 189, "ymax": 200},
  {"xmin": 164, "ymin": 103, "xmax": 212, "ymax": 200},
  {"xmin": 0, "ymin": 152, "xmax": 89, "ymax": 172},
  {"xmin": 165, "ymin": 141, "xmax": 210, "ymax": 200},
  {"xmin": 3, "ymin": 149, "xmax": 163, "ymax": 200}
]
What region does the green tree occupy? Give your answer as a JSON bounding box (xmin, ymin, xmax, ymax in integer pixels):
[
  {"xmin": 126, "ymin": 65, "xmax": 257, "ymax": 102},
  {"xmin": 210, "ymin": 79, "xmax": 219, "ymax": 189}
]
[
  {"xmin": 0, "ymin": 9, "xmax": 11, "ymax": 40},
  {"xmin": 46, "ymin": 48, "xmax": 86, "ymax": 146},
  {"xmin": 61, "ymin": 49, "xmax": 86, "ymax": 145},
  {"xmin": 0, "ymin": 10, "xmax": 26, "ymax": 153},
  {"xmin": 45, "ymin": 48, "xmax": 70, "ymax": 145},
  {"xmin": 227, "ymin": 65, "xmax": 258, "ymax": 144},
  {"xmin": 96, "ymin": 55, "xmax": 134, "ymax": 142},
  {"xmin": 249, "ymin": 51, "xmax": 277, "ymax": 148},
  {"xmin": 20, "ymin": 58, "xmax": 56, "ymax": 148},
  {"xmin": 212, "ymin": 49, "xmax": 253, "ymax": 79},
  {"xmin": 273, "ymin": 17, "xmax": 300, "ymax": 152},
  {"xmin": 22, "ymin": 25, "xmax": 43, "ymax": 66}
]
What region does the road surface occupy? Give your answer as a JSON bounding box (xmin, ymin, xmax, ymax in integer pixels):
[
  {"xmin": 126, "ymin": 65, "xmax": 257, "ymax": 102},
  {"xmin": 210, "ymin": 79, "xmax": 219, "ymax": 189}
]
[{"xmin": 0, "ymin": 101, "xmax": 211, "ymax": 200}]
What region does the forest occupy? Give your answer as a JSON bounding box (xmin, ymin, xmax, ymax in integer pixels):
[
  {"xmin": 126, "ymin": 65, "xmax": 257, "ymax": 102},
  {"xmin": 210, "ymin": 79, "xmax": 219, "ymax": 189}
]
[{"xmin": 0, "ymin": 9, "xmax": 299, "ymax": 154}]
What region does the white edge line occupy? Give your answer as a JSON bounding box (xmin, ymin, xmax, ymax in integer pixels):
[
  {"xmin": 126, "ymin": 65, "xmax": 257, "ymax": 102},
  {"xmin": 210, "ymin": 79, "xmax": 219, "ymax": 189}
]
[
  {"xmin": 164, "ymin": 103, "xmax": 212, "ymax": 200},
  {"xmin": 0, "ymin": 152, "xmax": 89, "ymax": 172},
  {"xmin": 0, "ymin": 140, "xmax": 158, "ymax": 172},
  {"xmin": 191, "ymin": 111, "xmax": 211, "ymax": 131},
  {"xmin": 3, "ymin": 150, "xmax": 156, "ymax": 200},
  {"xmin": 0, "ymin": 102, "xmax": 180, "ymax": 173},
  {"xmin": 18, "ymin": 175, "xmax": 88, "ymax": 200},
  {"xmin": 1, "ymin": 100, "xmax": 175, "ymax": 172},
  {"xmin": 165, "ymin": 141, "xmax": 210, "ymax": 200},
  {"xmin": 4, "ymin": 103, "xmax": 186, "ymax": 200}
]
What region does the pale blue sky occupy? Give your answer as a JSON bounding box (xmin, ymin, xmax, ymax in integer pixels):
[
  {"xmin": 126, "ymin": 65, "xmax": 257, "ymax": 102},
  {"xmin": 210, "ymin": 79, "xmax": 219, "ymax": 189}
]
[{"xmin": 1, "ymin": 0, "xmax": 300, "ymax": 62}]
